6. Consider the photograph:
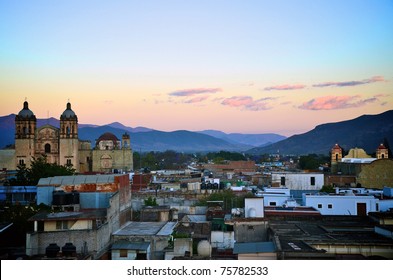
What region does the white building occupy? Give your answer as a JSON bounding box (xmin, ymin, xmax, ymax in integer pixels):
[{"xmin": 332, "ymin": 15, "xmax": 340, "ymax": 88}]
[
  {"xmin": 302, "ymin": 193, "xmax": 379, "ymax": 215},
  {"xmin": 272, "ymin": 172, "xmax": 324, "ymax": 190},
  {"xmin": 257, "ymin": 188, "xmax": 298, "ymax": 207}
]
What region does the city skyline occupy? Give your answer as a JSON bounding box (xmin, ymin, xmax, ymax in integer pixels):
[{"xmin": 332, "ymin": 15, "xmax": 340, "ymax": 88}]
[{"xmin": 1, "ymin": 1, "xmax": 393, "ymax": 136}]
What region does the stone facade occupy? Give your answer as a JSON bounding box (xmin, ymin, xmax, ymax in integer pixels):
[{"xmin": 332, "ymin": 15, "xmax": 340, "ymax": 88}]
[
  {"xmin": 357, "ymin": 159, "xmax": 393, "ymax": 189},
  {"xmin": 5, "ymin": 101, "xmax": 133, "ymax": 173}
]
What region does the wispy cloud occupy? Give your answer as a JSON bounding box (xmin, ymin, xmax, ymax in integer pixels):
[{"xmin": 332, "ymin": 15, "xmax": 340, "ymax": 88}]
[
  {"xmin": 169, "ymin": 88, "xmax": 222, "ymax": 97},
  {"xmin": 184, "ymin": 96, "xmax": 209, "ymax": 103},
  {"xmin": 264, "ymin": 84, "xmax": 306, "ymax": 91},
  {"xmin": 312, "ymin": 76, "xmax": 385, "ymax": 88},
  {"xmin": 221, "ymin": 96, "xmax": 273, "ymax": 111},
  {"xmin": 298, "ymin": 95, "xmax": 379, "ymax": 110}
]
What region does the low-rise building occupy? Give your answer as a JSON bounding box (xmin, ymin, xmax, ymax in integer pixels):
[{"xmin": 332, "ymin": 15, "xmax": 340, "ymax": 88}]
[
  {"xmin": 26, "ymin": 174, "xmax": 131, "ymax": 259},
  {"xmin": 302, "ymin": 192, "xmax": 379, "ymax": 216}
]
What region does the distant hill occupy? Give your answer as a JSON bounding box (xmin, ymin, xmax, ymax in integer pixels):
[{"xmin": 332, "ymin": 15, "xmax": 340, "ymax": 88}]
[
  {"xmin": 198, "ymin": 130, "xmax": 286, "ymax": 147},
  {"xmin": 247, "ymin": 110, "xmax": 393, "ymax": 155},
  {"xmin": 0, "ymin": 115, "xmax": 249, "ymax": 152},
  {"xmin": 2, "ymin": 110, "xmax": 391, "ymax": 154},
  {"xmin": 78, "ymin": 126, "xmax": 248, "ymax": 152}
]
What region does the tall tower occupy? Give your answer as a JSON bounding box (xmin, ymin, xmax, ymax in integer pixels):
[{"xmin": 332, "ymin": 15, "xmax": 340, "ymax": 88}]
[
  {"xmin": 121, "ymin": 132, "xmax": 133, "ymax": 172},
  {"xmin": 122, "ymin": 132, "xmax": 130, "ymax": 149},
  {"xmin": 14, "ymin": 101, "xmax": 37, "ymax": 167},
  {"xmin": 59, "ymin": 102, "xmax": 79, "ymax": 171},
  {"xmin": 376, "ymin": 143, "xmax": 389, "ymax": 159},
  {"xmin": 331, "ymin": 143, "xmax": 343, "ymax": 173}
]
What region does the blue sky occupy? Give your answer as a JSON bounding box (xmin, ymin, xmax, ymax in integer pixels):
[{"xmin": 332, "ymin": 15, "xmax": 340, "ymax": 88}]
[{"xmin": 1, "ymin": 0, "xmax": 392, "ymax": 135}]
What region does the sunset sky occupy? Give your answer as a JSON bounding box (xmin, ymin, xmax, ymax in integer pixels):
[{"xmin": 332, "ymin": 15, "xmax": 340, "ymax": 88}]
[{"xmin": 1, "ymin": 0, "xmax": 392, "ymax": 136}]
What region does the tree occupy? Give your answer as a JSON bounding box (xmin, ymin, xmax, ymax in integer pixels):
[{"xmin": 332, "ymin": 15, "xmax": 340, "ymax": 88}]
[
  {"xmin": 7, "ymin": 155, "xmax": 75, "ymax": 186},
  {"xmin": 320, "ymin": 185, "xmax": 335, "ymax": 193},
  {"xmin": 144, "ymin": 196, "xmax": 158, "ymax": 206},
  {"xmin": 298, "ymin": 154, "xmax": 330, "ymax": 170}
]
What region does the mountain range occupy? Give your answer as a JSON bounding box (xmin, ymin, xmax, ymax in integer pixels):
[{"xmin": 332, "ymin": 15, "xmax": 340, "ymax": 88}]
[
  {"xmin": 247, "ymin": 110, "xmax": 393, "ymax": 155},
  {"xmin": 0, "ymin": 114, "xmax": 285, "ymax": 152},
  {"xmin": 1, "ymin": 110, "xmax": 392, "ymax": 154}
]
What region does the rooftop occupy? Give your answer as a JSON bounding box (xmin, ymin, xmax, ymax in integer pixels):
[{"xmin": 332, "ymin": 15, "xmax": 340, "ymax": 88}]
[
  {"xmin": 113, "ymin": 221, "xmax": 177, "ymax": 236},
  {"xmin": 37, "ymin": 174, "xmax": 125, "ymax": 186},
  {"xmin": 28, "ymin": 209, "xmax": 107, "ymax": 221}
]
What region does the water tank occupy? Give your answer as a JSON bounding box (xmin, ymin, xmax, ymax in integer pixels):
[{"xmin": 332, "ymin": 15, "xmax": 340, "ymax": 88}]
[
  {"xmin": 197, "ymin": 240, "xmax": 212, "ymax": 257},
  {"xmin": 46, "ymin": 243, "xmax": 60, "ymax": 258},
  {"xmin": 62, "ymin": 242, "xmax": 77, "ymax": 257},
  {"xmin": 52, "ymin": 191, "xmax": 66, "ymax": 205}
]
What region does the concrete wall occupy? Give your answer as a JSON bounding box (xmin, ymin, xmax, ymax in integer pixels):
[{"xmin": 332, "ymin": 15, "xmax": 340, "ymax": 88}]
[
  {"xmin": 211, "ymin": 231, "xmax": 234, "ymax": 249},
  {"xmin": 245, "ymin": 198, "xmax": 264, "ymax": 218},
  {"xmin": 234, "ymin": 221, "xmax": 269, "ymax": 243},
  {"xmin": 272, "ymin": 172, "xmax": 324, "ymax": 190}
]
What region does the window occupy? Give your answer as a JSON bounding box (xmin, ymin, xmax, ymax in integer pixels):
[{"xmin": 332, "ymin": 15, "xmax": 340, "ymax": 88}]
[
  {"xmin": 56, "ymin": 221, "xmax": 68, "ymax": 230},
  {"xmin": 66, "ymin": 159, "xmax": 72, "ymax": 165},
  {"xmin": 317, "ymin": 204, "xmax": 322, "ymax": 209},
  {"xmin": 376, "ymin": 203, "xmax": 379, "ymax": 212},
  {"xmin": 310, "ymin": 177, "xmax": 315, "ymax": 186},
  {"xmin": 269, "ymin": 202, "xmax": 277, "ymax": 206},
  {"xmin": 280, "ymin": 176, "xmax": 286, "ymax": 186},
  {"xmin": 328, "ymin": 204, "xmax": 333, "ymax": 209},
  {"xmin": 120, "ymin": 249, "xmax": 127, "ymax": 258},
  {"xmin": 19, "ymin": 159, "xmax": 25, "ymax": 165},
  {"xmin": 45, "ymin": 143, "xmax": 51, "ymax": 153},
  {"xmin": 248, "ymin": 225, "xmax": 254, "ymax": 230}
]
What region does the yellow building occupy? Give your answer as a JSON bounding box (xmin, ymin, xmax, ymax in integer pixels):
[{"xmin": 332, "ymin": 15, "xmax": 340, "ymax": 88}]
[
  {"xmin": 330, "ymin": 143, "xmax": 393, "ymax": 189},
  {"xmin": 3, "ymin": 101, "xmax": 133, "ymax": 173}
]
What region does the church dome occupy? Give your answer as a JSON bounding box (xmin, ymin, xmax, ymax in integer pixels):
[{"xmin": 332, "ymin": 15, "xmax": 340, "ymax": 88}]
[
  {"xmin": 17, "ymin": 101, "xmax": 35, "ymax": 118},
  {"xmin": 96, "ymin": 132, "xmax": 120, "ymax": 148},
  {"xmin": 61, "ymin": 102, "xmax": 77, "ymax": 119}
]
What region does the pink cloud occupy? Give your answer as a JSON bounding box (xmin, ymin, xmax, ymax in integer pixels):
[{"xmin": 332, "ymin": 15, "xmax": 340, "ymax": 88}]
[
  {"xmin": 313, "ymin": 76, "xmax": 386, "ymax": 88},
  {"xmin": 184, "ymin": 96, "xmax": 209, "ymax": 103},
  {"xmin": 299, "ymin": 95, "xmax": 379, "ymax": 110},
  {"xmin": 221, "ymin": 96, "xmax": 272, "ymax": 111},
  {"xmin": 264, "ymin": 84, "xmax": 306, "ymax": 91},
  {"xmin": 169, "ymin": 88, "xmax": 222, "ymax": 97}
]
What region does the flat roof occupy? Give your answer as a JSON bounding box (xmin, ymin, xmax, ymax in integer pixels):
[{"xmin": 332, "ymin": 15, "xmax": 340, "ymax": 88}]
[
  {"xmin": 28, "ymin": 209, "xmax": 107, "ymax": 221},
  {"xmin": 37, "ymin": 174, "xmax": 125, "ymax": 186},
  {"xmin": 269, "ymin": 217, "xmax": 393, "ymax": 251},
  {"xmin": 113, "ymin": 221, "xmax": 176, "ymax": 236}
]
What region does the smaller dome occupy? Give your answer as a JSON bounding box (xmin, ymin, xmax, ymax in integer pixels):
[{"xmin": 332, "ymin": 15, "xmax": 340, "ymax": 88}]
[
  {"xmin": 378, "ymin": 143, "xmax": 387, "ymax": 150},
  {"xmin": 332, "ymin": 143, "xmax": 342, "ymax": 150},
  {"xmin": 61, "ymin": 102, "xmax": 77, "ymax": 119},
  {"xmin": 17, "ymin": 101, "xmax": 35, "ymax": 118},
  {"xmin": 96, "ymin": 132, "xmax": 120, "ymax": 147}
]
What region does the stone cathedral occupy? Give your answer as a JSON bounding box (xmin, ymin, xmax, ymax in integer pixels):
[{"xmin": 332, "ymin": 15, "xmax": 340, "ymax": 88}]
[{"xmin": 10, "ymin": 101, "xmax": 133, "ymax": 173}]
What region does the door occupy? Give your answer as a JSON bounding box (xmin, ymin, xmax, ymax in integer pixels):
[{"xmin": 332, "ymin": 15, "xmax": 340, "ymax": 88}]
[{"xmin": 356, "ymin": 203, "xmax": 367, "ymax": 216}]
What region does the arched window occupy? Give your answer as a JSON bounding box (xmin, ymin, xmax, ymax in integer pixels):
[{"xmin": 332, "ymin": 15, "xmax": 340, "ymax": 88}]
[
  {"xmin": 23, "ymin": 126, "xmax": 27, "ymax": 135},
  {"xmin": 45, "ymin": 143, "xmax": 51, "ymax": 153},
  {"xmin": 66, "ymin": 126, "xmax": 70, "ymax": 136},
  {"xmin": 335, "ymin": 154, "xmax": 339, "ymax": 161}
]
